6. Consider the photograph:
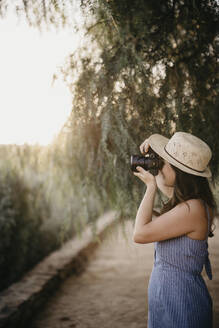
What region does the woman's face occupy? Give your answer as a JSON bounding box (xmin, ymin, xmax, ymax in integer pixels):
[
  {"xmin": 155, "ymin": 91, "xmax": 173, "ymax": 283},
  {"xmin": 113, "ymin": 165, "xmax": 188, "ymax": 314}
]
[
  {"xmin": 155, "ymin": 160, "xmax": 176, "ymax": 198},
  {"xmin": 161, "ymin": 160, "xmax": 176, "ymax": 187}
]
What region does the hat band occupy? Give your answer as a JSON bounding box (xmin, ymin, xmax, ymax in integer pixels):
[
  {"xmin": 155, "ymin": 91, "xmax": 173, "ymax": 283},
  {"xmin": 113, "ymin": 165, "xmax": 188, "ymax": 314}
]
[{"xmin": 164, "ymin": 146, "xmax": 205, "ymax": 173}]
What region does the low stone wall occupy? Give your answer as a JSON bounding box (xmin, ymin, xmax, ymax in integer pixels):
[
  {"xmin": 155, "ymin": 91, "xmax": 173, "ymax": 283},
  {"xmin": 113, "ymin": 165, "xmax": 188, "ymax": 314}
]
[{"xmin": 0, "ymin": 211, "xmax": 117, "ymax": 328}]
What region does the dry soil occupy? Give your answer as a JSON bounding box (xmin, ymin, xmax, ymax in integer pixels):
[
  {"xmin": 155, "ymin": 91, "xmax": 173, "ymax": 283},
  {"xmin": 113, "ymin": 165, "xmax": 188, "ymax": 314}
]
[{"xmin": 30, "ymin": 219, "xmax": 219, "ymax": 328}]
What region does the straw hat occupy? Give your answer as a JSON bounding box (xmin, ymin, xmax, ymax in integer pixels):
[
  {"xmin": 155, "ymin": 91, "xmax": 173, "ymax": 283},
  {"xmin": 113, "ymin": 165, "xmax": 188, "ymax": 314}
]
[{"xmin": 148, "ymin": 132, "xmax": 212, "ymax": 177}]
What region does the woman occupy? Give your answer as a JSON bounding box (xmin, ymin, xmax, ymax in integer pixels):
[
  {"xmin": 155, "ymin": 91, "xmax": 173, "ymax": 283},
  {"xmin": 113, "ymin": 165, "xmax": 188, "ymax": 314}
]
[{"xmin": 132, "ymin": 132, "xmax": 217, "ymax": 328}]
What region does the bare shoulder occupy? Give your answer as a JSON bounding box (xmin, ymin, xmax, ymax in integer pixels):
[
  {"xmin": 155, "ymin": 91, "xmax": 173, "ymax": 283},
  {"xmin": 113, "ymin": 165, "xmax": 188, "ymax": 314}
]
[
  {"xmin": 175, "ymin": 198, "xmax": 207, "ymax": 227},
  {"xmin": 181, "ymin": 199, "xmax": 208, "ymax": 239},
  {"xmin": 133, "ymin": 198, "xmax": 208, "ymax": 243},
  {"xmin": 177, "ymin": 199, "xmax": 205, "ymax": 215},
  {"xmin": 163, "ymin": 199, "xmax": 204, "ymax": 219}
]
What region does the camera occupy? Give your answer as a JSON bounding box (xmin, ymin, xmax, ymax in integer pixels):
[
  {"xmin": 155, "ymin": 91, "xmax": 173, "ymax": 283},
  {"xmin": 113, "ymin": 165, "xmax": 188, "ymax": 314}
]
[{"xmin": 130, "ymin": 147, "xmax": 164, "ymax": 176}]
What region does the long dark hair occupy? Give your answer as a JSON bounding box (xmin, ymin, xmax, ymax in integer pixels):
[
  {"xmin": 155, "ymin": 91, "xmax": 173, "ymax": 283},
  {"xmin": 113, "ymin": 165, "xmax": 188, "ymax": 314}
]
[{"xmin": 160, "ymin": 165, "xmax": 217, "ymax": 237}]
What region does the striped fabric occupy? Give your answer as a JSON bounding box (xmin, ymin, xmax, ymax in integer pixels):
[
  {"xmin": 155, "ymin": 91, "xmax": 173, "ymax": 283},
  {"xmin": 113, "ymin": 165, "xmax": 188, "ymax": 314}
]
[{"xmin": 147, "ymin": 203, "xmax": 213, "ymax": 328}]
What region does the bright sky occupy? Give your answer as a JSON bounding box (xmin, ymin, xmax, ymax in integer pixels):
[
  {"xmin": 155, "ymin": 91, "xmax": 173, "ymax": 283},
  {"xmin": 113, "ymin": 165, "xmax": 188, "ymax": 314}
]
[{"xmin": 0, "ymin": 11, "xmax": 81, "ymax": 145}]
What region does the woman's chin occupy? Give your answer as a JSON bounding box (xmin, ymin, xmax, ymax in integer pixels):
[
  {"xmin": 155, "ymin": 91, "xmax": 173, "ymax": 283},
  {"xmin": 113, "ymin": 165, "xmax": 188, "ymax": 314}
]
[{"xmin": 160, "ymin": 184, "xmax": 174, "ymax": 198}]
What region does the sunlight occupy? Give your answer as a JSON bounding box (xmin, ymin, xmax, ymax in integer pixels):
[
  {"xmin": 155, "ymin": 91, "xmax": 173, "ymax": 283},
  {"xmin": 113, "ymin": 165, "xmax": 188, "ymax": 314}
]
[{"xmin": 0, "ymin": 11, "xmax": 80, "ymax": 145}]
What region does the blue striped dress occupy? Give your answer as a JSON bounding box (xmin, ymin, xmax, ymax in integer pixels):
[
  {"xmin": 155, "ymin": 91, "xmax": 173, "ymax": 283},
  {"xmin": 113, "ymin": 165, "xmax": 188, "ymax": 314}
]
[{"xmin": 147, "ymin": 203, "xmax": 213, "ymax": 328}]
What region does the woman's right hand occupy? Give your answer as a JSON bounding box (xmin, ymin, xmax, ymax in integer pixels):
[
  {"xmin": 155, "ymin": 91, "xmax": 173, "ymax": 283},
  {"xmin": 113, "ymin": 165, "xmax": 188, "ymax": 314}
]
[{"xmin": 140, "ymin": 138, "xmax": 150, "ymax": 155}]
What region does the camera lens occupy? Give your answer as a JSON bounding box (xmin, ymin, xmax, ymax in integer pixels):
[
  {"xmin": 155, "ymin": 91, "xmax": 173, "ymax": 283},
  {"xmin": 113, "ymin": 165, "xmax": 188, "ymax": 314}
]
[
  {"xmin": 131, "ymin": 155, "xmax": 148, "ymax": 172},
  {"xmin": 130, "ymin": 151, "xmax": 163, "ymax": 176}
]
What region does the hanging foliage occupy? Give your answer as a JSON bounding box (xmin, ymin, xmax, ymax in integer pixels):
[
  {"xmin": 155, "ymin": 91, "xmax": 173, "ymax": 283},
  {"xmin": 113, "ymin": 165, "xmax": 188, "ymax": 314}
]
[{"xmin": 0, "ymin": 0, "xmax": 218, "ymax": 212}]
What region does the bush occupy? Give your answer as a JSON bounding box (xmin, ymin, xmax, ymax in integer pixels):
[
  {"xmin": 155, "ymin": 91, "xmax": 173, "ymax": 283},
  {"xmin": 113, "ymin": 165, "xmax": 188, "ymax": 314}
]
[{"xmin": 0, "ymin": 144, "xmax": 105, "ymax": 291}]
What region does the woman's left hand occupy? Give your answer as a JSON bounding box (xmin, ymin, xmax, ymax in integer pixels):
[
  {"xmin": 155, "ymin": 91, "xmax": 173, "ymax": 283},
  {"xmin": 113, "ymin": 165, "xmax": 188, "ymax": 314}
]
[{"xmin": 133, "ymin": 166, "xmax": 157, "ymax": 189}]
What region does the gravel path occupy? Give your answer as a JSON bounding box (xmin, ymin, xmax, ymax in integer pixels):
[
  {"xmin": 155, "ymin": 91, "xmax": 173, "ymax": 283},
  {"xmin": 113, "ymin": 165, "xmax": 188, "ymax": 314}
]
[{"xmin": 30, "ymin": 219, "xmax": 219, "ymax": 328}]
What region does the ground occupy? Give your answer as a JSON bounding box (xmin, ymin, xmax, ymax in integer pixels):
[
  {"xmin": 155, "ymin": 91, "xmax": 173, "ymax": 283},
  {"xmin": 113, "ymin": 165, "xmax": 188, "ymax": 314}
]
[{"xmin": 30, "ymin": 219, "xmax": 219, "ymax": 328}]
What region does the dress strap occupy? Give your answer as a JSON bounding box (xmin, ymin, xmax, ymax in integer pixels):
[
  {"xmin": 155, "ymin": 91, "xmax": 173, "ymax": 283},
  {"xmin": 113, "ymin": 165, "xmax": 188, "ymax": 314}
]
[
  {"xmin": 205, "ymin": 256, "xmax": 213, "ymax": 280},
  {"xmin": 203, "ymin": 202, "xmax": 213, "ymax": 280},
  {"xmin": 154, "ymin": 242, "xmax": 157, "ymax": 262},
  {"xmin": 205, "ymin": 203, "xmax": 211, "ymax": 239}
]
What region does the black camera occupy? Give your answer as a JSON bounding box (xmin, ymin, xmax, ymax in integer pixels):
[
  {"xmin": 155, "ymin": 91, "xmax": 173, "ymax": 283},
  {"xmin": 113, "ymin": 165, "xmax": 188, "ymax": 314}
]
[{"xmin": 130, "ymin": 147, "xmax": 164, "ymax": 176}]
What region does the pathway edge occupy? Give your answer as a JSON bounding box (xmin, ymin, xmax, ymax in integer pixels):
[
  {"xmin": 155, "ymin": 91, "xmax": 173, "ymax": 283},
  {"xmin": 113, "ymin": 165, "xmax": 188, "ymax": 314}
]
[{"xmin": 0, "ymin": 211, "xmax": 118, "ymax": 328}]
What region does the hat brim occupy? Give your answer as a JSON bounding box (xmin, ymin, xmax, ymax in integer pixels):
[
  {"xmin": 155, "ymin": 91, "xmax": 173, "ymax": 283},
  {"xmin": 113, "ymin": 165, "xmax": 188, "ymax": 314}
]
[{"xmin": 148, "ymin": 134, "xmax": 212, "ymax": 178}]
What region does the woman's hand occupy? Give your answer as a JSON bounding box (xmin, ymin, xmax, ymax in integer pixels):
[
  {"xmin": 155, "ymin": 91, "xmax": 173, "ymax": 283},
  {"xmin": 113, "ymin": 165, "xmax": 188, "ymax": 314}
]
[
  {"xmin": 139, "ymin": 138, "xmax": 150, "ymax": 155},
  {"xmin": 135, "ymin": 138, "xmax": 157, "ymax": 188},
  {"xmin": 133, "ymin": 166, "xmax": 157, "ymax": 189}
]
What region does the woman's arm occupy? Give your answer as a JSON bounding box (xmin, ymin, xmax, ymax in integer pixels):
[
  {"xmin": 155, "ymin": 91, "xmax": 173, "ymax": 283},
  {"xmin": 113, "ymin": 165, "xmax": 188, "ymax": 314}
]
[
  {"xmin": 132, "ymin": 165, "xmax": 203, "ymax": 244},
  {"xmin": 133, "ymin": 199, "xmax": 202, "ymax": 244},
  {"xmin": 133, "ymin": 185, "xmax": 157, "ymax": 237}
]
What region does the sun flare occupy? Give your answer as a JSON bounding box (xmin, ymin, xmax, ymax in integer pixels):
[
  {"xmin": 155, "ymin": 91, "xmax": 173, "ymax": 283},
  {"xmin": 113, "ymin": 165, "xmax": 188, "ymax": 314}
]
[{"xmin": 0, "ymin": 12, "xmax": 79, "ymax": 145}]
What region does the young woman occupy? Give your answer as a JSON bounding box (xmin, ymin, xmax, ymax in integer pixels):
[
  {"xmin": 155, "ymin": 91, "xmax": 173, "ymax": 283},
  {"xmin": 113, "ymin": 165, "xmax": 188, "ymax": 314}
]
[{"xmin": 132, "ymin": 132, "xmax": 217, "ymax": 328}]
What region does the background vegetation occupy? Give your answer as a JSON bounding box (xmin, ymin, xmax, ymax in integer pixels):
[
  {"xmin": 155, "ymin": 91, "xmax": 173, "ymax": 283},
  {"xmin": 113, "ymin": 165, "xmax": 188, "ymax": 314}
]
[
  {"xmin": 0, "ymin": 143, "xmax": 105, "ymax": 291},
  {"xmin": 0, "ymin": 0, "xmax": 218, "ymax": 291}
]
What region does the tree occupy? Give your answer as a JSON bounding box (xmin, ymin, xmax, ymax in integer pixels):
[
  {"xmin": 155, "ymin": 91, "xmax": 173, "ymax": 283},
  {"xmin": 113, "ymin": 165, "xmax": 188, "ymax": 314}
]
[
  {"xmin": 61, "ymin": 0, "xmax": 219, "ymax": 213},
  {"xmin": 0, "ymin": 0, "xmax": 77, "ymax": 30},
  {"xmin": 67, "ymin": 0, "xmax": 219, "ymax": 173},
  {"xmin": 1, "ymin": 0, "xmax": 218, "ymax": 213}
]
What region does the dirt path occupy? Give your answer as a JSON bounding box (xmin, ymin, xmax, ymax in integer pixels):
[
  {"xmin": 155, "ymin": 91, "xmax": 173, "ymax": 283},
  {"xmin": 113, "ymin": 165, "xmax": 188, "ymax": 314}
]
[{"xmin": 30, "ymin": 220, "xmax": 219, "ymax": 328}]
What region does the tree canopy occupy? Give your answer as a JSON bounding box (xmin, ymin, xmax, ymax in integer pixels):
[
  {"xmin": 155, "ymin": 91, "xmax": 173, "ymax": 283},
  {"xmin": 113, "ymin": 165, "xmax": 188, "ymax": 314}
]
[
  {"xmin": 1, "ymin": 0, "xmax": 218, "ymax": 213},
  {"xmin": 71, "ymin": 0, "xmax": 219, "ymax": 173}
]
